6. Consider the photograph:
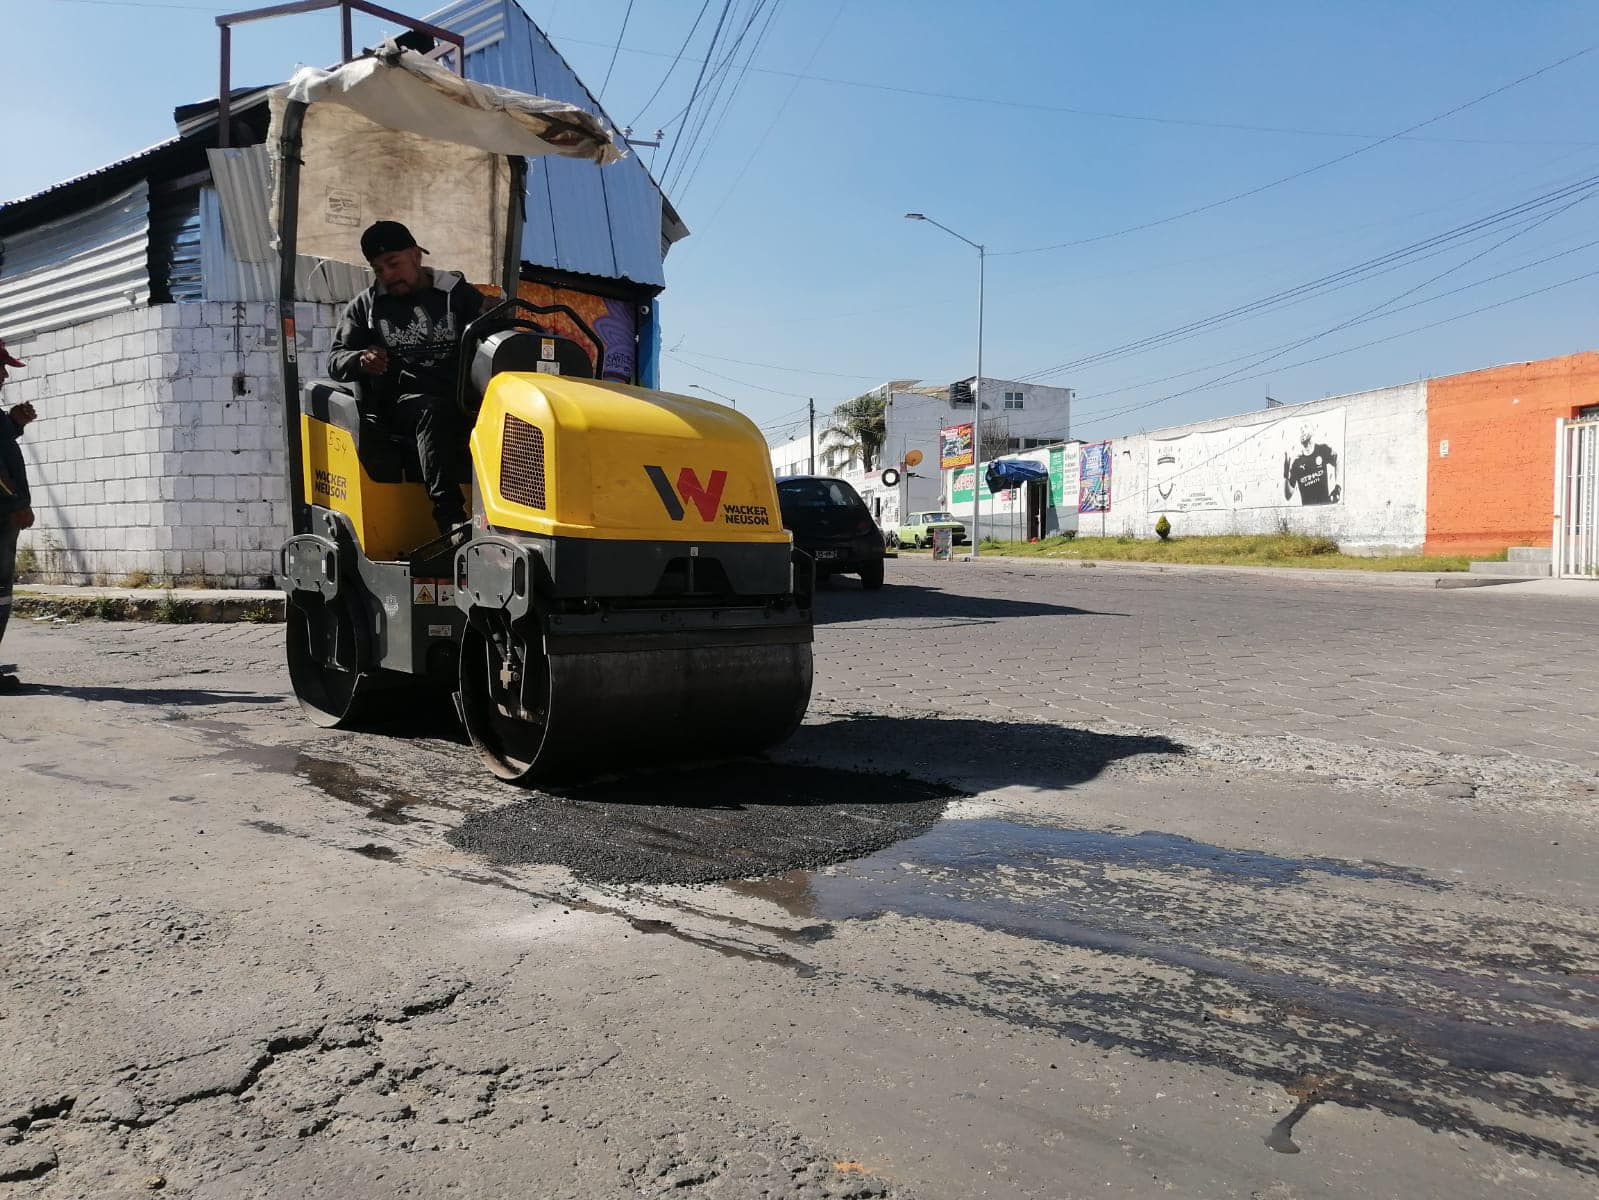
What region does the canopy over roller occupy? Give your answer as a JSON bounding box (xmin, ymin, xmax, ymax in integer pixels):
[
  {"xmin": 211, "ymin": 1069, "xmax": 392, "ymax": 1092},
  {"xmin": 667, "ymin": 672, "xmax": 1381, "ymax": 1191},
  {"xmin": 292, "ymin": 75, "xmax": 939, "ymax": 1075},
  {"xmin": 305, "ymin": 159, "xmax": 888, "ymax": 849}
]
[{"xmin": 269, "ymin": 43, "xmax": 622, "ymax": 281}]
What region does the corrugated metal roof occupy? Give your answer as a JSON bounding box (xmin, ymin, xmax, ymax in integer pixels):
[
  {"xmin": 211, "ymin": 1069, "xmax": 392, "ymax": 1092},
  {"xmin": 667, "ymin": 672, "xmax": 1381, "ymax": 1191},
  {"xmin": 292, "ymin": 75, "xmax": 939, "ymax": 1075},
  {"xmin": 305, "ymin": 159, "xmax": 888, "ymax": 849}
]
[
  {"xmin": 424, "ymin": 0, "xmax": 685, "ymax": 289},
  {"xmin": 0, "ymin": 181, "xmax": 151, "ymax": 342},
  {"xmin": 1, "ymin": 137, "xmax": 180, "ymax": 211},
  {"xmin": 202, "ymin": 147, "xmax": 371, "ymax": 304}
]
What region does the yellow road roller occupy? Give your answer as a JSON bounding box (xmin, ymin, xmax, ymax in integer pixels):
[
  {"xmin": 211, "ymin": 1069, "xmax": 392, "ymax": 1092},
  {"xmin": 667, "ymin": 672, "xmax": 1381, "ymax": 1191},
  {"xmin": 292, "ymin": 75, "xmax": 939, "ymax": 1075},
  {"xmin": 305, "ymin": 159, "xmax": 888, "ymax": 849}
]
[{"xmin": 269, "ymin": 47, "xmax": 812, "ymax": 782}]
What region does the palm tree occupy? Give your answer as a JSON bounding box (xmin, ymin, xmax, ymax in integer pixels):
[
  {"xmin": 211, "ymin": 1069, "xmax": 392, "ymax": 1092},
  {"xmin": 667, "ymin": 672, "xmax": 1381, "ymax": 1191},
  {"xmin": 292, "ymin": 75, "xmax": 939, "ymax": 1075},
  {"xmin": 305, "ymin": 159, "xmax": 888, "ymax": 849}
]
[{"xmin": 823, "ymin": 392, "xmax": 888, "ymax": 473}]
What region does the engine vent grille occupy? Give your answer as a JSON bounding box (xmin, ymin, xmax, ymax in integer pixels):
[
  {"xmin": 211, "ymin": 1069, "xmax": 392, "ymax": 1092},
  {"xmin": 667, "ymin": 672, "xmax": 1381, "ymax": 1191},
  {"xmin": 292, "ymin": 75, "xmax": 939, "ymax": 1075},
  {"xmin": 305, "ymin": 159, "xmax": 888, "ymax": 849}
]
[{"xmin": 500, "ymin": 414, "xmax": 547, "ymax": 510}]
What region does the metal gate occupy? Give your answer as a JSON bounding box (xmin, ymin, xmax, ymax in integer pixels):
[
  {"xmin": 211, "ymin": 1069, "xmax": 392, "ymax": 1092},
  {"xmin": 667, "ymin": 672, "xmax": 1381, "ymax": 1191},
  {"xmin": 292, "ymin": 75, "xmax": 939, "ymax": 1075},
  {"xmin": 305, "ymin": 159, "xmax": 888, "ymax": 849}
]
[{"xmin": 1554, "ymin": 418, "xmax": 1599, "ymax": 577}]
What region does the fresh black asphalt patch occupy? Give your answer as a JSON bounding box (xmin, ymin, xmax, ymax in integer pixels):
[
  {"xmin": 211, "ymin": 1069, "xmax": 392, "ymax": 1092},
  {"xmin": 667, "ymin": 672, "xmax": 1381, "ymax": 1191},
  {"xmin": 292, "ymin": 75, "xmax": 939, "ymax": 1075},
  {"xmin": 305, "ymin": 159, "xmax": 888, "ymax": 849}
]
[{"xmin": 445, "ymin": 762, "xmax": 960, "ymax": 885}]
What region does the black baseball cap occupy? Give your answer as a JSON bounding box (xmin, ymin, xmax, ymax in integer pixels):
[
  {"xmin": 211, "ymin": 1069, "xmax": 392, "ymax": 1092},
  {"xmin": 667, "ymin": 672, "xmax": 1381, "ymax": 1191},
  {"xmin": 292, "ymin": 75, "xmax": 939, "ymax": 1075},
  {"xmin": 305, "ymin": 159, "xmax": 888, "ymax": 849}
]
[{"xmin": 360, "ymin": 220, "xmax": 429, "ymax": 260}]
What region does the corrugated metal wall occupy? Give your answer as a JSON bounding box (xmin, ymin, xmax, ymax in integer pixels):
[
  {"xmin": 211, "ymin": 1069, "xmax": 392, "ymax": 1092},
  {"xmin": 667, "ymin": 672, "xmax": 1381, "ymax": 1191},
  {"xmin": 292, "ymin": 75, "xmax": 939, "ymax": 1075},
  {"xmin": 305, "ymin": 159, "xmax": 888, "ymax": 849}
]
[
  {"xmin": 424, "ymin": 0, "xmax": 677, "ymax": 289},
  {"xmin": 150, "ymin": 190, "xmax": 204, "ymax": 303},
  {"xmin": 0, "ymin": 181, "xmax": 151, "ymax": 340},
  {"xmin": 202, "ymin": 146, "xmax": 371, "ymax": 304}
]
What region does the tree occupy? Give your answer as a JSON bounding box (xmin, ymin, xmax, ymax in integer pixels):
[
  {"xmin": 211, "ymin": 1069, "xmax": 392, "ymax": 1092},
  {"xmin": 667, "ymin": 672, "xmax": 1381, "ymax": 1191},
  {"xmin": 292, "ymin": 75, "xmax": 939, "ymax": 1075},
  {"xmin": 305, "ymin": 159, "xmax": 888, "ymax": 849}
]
[{"xmin": 823, "ymin": 392, "xmax": 888, "ymax": 472}]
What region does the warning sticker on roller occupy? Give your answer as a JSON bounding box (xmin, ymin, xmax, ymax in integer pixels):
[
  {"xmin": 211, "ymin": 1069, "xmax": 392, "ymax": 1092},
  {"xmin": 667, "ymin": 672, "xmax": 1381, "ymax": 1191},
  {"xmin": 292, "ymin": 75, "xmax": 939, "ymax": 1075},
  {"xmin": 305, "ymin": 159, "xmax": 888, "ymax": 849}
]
[
  {"xmin": 412, "ymin": 582, "xmax": 436, "ymax": 605},
  {"xmin": 435, "ymin": 582, "xmax": 455, "ymax": 605},
  {"xmin": 427, "ymin": 624, "xmax": 453, "ymax": 638}
]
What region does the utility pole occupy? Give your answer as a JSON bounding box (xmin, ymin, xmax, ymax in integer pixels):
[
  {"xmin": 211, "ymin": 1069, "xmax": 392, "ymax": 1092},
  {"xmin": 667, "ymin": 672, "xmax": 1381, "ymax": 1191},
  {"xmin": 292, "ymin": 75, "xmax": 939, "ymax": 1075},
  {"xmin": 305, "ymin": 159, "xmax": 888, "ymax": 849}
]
[{"xmin": 808, "ymin": 398, "xmax": 816, "ymax": 474}]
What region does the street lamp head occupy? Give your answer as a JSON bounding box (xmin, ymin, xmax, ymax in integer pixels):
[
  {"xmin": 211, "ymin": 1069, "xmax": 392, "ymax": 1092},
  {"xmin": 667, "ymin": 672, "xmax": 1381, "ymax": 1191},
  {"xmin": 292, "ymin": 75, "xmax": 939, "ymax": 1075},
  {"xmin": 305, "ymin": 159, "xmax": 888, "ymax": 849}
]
[{"xmin": 904, "ymin": 212, "xmax": 925, "ymax": 220}]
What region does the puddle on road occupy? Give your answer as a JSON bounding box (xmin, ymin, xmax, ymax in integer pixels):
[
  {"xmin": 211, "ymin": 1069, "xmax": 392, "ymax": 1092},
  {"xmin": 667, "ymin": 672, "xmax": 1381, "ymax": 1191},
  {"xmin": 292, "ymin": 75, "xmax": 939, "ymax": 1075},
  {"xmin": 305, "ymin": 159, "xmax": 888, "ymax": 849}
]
[
  {"xmin": 447, "ymin": 763, "xmax": 961, "ymax": 886},
  {"xmin": 733, "ymin": 816, "xmax": 1437, "ymax": 922}
]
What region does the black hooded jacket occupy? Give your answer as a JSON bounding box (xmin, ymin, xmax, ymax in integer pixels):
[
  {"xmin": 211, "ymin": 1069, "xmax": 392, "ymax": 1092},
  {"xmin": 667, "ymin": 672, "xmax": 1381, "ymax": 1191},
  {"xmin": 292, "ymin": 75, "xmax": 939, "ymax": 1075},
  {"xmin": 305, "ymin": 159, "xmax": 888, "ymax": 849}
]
[{"xmin": 328, "ymin": 269, "xmax": 485, "ymax": 401}]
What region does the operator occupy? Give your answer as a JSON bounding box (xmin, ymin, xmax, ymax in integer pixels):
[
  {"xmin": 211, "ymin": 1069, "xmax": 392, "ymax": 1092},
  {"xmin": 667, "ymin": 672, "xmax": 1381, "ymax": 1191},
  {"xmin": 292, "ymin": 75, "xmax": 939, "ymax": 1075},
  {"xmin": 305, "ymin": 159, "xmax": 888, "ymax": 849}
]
[
  {"xmin": 329, "ymin": 221, "xmax": 485, "ymax": 535},
  {"xmin": 1283, "ymin": 423, "xmax": 1341, "ymax": 506},
  {"xmin": 0, "ymin": 339, "xmax": 36, "ymax": 694}
]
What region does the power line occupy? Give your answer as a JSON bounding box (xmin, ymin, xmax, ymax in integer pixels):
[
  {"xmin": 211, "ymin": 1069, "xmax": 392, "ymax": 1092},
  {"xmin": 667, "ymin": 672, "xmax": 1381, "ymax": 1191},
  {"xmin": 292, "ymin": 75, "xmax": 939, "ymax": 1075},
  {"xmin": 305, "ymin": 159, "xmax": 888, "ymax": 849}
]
[
  {"xmin": 627, "ymin": 0, "xmax": 712, "ymax": 129},
  {"xmin": 1070, "ymin": 229, "xmax": 1599, "ymax": 413},
  {"xmin": 996, "ymin": 41, "xmax": 1599, "ymax": 257},
  {"xmin": 698, "ymin": 0, "xmax": 848, "ymax": 233},
  {"xmin": 1076, "ymin": 265, "xmax": 1599, "ymax": 434},
  {"xmin": 560, "ymin": 31, "xmax": 1599, "ymax": 149},
  {"xmin": 598, "ymin": 0, "xmax": 635, "ymax": 100},
  {"xmin": 1015, "ymin": 168, "xmax": 1599, "ymax": 382},
  {"xmin": 673, "ymin": 0, "xmax": 787, "ymax": 203},
  {"xmin": 662, "ymin": 351, "xmax": 814, "ymax": 398},
  {"xmin": 662, "ymin": 0, "xmax": 776, "ymax": 196},
  {"xmin": 672, "ymin": 347, "xmax": 881, "ymax": 379},
  {"xmin": 656, "ymin": 0, "xmax": 737, "ymax": 185}
]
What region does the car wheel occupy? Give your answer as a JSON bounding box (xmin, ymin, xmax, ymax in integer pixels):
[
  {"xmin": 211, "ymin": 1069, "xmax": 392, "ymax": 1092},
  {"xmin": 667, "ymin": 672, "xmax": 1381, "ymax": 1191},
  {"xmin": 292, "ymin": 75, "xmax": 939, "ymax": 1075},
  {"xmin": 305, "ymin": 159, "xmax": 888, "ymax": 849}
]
[{"xmin": 859, "ymin": 560, "xmax": 885, "ymax": 590}]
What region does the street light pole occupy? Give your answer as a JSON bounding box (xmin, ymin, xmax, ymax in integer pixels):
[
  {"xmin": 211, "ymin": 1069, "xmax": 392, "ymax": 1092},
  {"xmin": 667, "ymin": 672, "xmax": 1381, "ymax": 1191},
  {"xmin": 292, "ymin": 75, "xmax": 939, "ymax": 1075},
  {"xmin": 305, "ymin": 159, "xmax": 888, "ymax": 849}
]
[{"xmin": 906, "ymin": 213, "xmax": 986, "ymax": 556}]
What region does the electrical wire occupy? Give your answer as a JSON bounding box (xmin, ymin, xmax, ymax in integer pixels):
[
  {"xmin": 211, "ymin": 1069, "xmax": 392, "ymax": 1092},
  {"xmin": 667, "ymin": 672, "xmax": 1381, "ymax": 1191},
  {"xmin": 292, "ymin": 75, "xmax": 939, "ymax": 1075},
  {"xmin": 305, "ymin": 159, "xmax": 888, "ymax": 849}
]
[
  {"xmin": 1076, "ymin": 265, "xmax": 1599, "ymax": 434},
  {"xmin": 598, "ymin": 0, "xmax": 635, "ymax": 100},
  {"xmin": 662, "ymin": 351, "xmax": 814, "ymax": 398},
  {"xmin": 673, "ymin": 0, "xmax": 787, "ymax": 203},
  {"xmin": 656, "ymin": 0, "xmax": 737, "ymax": 185},
  {"xmin": 995, "ymin": 41, "xmax": 1599, "ymax": 256},
  {"xmin": 698, "ymin": 0, "xmax": 848, "ymax": 234},
  {"xmin": 672, "ymin": 347, "xmax": 882, "ymax": 379},
  {"xmin": 1014, "ymin": 168, "xmax": 1599, "ymax": 383},
  {"xmin": 662, "ymin": 0, "xmax": 775, "ymax": 196},
  {"xmin": 559, "ymin": 31, "xmax": 1599, "ymax": 149},
  {"xmin": 627, "ymin": 0, "xmax": 713, "ymax": 129}
]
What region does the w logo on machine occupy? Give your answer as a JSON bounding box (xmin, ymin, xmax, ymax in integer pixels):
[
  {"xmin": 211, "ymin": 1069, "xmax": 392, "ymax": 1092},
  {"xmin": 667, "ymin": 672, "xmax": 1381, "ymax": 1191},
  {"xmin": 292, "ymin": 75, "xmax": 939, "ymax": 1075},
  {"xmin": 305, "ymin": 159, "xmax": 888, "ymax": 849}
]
[{"xmin": 645, "ymin": 466, "xmax": 728, "ymax": 521}]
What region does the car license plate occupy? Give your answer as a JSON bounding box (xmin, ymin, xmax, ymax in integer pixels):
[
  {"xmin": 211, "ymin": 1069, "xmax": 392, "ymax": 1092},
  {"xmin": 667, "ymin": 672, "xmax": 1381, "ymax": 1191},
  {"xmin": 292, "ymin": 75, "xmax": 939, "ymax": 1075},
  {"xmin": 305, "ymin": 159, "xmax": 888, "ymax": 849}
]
[{"xmin": 816, "ymin": 550, "xmax": 843, "ymax": 560}]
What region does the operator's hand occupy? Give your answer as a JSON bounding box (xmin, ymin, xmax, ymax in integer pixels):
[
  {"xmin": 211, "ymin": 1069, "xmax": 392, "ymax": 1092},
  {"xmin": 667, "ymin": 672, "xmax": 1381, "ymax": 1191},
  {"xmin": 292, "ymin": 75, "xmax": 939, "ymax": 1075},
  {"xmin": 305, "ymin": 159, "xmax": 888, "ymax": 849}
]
[
  {"xmin": 9, "ymin": 506, "xmax": 34, "ymax": 530},
  {"xmin": 358, "ymin": 348, "xmax": 391, "ymax": 376},
  {"xmin": 8, "ymin": 402, "xmax": 35, "ymax": 429}
]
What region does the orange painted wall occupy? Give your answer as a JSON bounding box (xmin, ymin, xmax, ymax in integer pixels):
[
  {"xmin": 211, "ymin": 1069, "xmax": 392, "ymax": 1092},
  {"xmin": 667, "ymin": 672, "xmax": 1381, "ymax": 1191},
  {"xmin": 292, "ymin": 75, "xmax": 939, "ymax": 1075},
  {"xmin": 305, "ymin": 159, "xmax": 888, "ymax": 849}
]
[{"xmin": 1425, "ymin": 351, "xmax": 1599, "ymax": 556}]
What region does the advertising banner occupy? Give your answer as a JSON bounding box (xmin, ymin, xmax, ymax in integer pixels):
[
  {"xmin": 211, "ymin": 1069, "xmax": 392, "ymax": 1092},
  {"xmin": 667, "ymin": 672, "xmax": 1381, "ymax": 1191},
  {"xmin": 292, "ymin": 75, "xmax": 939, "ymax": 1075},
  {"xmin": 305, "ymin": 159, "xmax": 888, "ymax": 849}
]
[
  {"xmin": 940, "ymin": 423, "xmax": 974, "ymax": 469},
  {"xmin": 1078, "ymin": 441, "xmax": 1112, "ymax": 514},
  {"xmin": 1148, "ymin": 408, "xmax": 1346, "ymax": 512}
]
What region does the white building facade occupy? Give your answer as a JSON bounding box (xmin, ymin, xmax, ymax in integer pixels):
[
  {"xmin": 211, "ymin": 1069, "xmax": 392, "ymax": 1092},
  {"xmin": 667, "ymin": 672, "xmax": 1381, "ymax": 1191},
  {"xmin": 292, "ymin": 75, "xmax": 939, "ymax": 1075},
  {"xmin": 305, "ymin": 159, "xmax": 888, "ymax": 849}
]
[{"xmin": 769, "ymin": 376, "xmax": 1075, "ymax": 535}]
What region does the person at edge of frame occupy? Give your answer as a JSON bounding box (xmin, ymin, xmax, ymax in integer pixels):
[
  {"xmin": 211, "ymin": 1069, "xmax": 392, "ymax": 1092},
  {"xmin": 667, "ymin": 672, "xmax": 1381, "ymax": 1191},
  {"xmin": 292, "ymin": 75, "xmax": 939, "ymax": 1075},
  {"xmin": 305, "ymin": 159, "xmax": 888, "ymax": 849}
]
[{"xmin": 0, "ymin": 338, "xmax": 37, "ymax": 694}]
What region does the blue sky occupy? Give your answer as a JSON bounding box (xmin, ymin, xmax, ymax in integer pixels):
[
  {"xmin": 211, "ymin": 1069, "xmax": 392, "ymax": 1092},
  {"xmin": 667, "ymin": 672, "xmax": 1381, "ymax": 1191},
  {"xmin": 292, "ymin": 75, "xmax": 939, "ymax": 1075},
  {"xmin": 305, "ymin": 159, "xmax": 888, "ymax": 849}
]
[{"xmin": 7, "ymin": 1, "xmax": 1599, "ymax": 445}]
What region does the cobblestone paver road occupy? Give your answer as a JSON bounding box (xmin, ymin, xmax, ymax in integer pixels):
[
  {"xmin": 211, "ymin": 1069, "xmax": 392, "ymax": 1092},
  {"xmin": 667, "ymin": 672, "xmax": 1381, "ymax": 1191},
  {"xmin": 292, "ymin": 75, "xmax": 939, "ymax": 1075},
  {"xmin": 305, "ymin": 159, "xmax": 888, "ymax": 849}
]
[
  {"xmin": 2, "ymin": 564, "xmax": 1595, "ymax": 1199},
  {"xmin": 815, "ymin": 560, "xmax": 1599, "ymax": 767}
]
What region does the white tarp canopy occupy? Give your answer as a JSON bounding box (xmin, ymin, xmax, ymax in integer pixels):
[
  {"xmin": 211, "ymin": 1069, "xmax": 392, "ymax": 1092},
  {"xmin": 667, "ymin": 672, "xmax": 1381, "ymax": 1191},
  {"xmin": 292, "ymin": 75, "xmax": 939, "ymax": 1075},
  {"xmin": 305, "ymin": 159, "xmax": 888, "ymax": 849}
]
[{"xmin": 268, "ymin": 45, "xmax": 622, "ymax": 283}]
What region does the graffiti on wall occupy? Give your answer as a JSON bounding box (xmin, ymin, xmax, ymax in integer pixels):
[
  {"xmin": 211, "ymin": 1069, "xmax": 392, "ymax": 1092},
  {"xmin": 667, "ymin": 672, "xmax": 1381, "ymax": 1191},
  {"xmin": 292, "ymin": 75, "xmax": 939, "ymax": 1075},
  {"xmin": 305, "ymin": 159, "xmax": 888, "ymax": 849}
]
[
  {"xmin": 1148, "ymin": 408, "xmax": 1345, "ymax": 512},
  {"xmin": 516, "ymin": 280, "xmax": 638, "ymax": 382},
  {"xmin": 1078, "ymin": 441, "xmax": 1112, "ymax": 514}
]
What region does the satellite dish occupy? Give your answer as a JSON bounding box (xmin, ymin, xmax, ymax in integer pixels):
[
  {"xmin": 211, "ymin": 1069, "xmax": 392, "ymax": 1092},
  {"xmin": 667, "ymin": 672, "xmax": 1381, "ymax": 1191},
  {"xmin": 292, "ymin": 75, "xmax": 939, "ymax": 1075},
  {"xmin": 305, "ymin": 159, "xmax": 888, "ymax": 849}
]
[
  {"xmin": 880, "ymin": 468, "xmax": 901, "ymax": 487},
  {"xmin": 904, "ymin": 449, "xmax": 924, "ymax": 467}
]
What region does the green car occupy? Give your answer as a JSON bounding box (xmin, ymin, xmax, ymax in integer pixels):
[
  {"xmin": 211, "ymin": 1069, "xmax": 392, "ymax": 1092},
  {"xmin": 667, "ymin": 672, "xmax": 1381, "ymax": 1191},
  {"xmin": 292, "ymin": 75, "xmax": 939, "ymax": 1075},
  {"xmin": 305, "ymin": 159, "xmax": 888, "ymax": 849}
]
[{"xmin": 892, "ymin": 511, "xmax": 969, "ymax": 549}]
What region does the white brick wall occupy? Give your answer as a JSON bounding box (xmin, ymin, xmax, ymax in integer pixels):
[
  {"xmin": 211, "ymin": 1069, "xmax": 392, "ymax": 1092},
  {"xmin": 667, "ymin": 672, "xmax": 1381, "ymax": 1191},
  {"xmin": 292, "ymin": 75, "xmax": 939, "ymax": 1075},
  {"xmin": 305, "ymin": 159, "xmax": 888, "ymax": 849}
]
[{"xmin": 6, "ymin": 300, "xmax": 341, "ymax": 587}]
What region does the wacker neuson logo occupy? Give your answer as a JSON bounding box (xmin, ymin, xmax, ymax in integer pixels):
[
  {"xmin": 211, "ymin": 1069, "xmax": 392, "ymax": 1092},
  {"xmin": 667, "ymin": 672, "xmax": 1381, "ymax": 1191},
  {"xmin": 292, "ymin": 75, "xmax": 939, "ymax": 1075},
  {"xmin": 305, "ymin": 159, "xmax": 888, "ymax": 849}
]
[{"xmin": 645, "ymin": 467, "xmax": 772, "ymax": 525}]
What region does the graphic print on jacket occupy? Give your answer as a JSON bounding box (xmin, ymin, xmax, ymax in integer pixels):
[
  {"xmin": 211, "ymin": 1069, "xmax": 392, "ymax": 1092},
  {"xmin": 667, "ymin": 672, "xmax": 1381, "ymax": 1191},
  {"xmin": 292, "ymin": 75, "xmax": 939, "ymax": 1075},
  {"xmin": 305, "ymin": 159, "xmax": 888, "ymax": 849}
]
[{"xmin": 379, "ymin": 304, "xmax": 460, "ymax": 373}]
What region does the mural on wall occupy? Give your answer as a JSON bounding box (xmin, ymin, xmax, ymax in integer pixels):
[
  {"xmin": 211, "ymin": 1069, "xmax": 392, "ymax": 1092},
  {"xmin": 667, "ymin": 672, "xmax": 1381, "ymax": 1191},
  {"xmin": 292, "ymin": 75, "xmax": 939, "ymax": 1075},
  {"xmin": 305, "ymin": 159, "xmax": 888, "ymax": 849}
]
[
  {"xmin": 940, "ymin": 423, "xmax": 974, "ymax": 469},
  {"xmin": 1149, "ymin": 408, "xmax": 1346, "ymax": 512},
  {"xmin": 516, "ymin": 279, "xmax": 638, "ymax": 382},
  {"xmin": 1079, "ymin": 441, "xmax": 1112, "ymax": 514}
]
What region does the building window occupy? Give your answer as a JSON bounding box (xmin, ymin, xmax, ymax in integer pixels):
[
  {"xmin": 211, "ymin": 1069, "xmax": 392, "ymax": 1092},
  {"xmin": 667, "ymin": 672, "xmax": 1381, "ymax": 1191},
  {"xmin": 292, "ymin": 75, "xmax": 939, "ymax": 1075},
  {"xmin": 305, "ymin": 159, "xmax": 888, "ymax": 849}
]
[
  {"xmin": 1006, "ymin": 437, "xmax": 1021, "ymax": 451},
  {"xmin": 1004, "ymin": 391, "xmax": 1024, "ymax": 410}
]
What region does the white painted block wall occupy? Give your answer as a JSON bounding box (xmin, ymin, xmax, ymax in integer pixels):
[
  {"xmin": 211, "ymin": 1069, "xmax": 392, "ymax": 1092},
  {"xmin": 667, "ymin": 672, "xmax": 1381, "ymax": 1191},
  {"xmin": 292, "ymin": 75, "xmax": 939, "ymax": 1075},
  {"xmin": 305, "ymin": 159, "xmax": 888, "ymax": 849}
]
[
  {"xmin": 6, "ymin": 301, "xmax": 341, "ymax": 587},
  {"xmin": 1094, "ymin": 383, "xmax": 1428, "ymax": 552}
]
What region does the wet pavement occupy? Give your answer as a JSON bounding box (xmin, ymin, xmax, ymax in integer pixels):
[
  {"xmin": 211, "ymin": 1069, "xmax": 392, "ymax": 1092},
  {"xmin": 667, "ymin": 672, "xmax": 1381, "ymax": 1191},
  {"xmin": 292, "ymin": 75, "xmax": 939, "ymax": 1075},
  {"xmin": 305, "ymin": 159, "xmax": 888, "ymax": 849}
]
[{"xmin": 1, "ymin": 561, "xmax": 1597, "ymax": 1198}]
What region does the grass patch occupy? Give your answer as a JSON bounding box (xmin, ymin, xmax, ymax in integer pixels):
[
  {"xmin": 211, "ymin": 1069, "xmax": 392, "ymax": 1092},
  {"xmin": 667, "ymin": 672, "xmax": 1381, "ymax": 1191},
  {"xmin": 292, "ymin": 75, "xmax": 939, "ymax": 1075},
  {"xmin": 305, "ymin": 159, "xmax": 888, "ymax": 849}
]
[
  {"xmin": 241, "ymin": 602, "xmax": 278, "ymax": 624},
  {"xmin": 155, "ymin": 591, "xmax": 196, "ymax": 624},
  {"xmin": 925, "ymin": 533, "xmax": 1498, "ymax": 572}
]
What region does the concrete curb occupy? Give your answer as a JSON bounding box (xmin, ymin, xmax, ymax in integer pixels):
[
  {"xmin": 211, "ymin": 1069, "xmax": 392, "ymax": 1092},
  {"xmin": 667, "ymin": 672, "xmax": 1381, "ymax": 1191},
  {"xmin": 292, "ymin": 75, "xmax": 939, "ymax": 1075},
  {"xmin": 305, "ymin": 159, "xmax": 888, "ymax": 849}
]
[
  {"xmin": 16, "ymin": 586, "xmax": 286, "ymax": 624},
  {"xmin": 936, "ymin": 553, "xmax": 1517, "ymax": 590}
]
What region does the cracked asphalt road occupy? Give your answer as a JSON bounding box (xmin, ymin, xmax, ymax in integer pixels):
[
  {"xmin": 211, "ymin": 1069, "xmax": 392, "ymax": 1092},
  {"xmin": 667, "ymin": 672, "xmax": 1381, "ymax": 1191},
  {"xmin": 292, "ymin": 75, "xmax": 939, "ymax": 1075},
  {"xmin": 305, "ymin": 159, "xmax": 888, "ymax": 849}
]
[{"xmin": 1, "ymin": 561, "xmax": 1595, "ymax": 1198}]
